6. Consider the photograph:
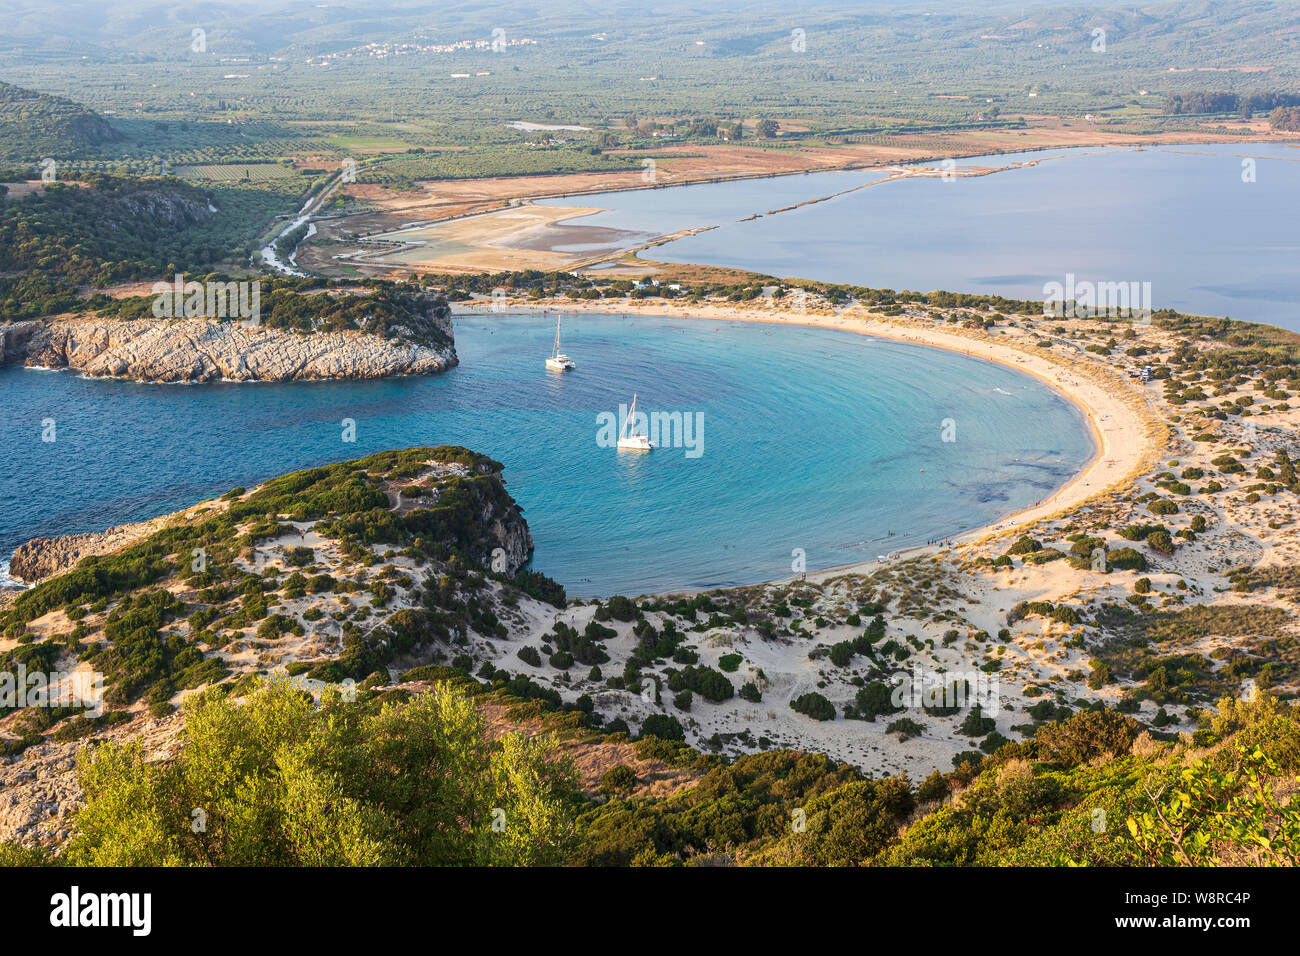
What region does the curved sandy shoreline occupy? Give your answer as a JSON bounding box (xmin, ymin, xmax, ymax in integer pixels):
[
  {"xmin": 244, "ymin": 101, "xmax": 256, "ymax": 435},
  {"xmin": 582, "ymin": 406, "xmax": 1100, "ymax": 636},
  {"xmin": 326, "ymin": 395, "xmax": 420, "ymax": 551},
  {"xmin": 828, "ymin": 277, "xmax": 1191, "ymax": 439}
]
[
  {"xmin": 7, "ymin": 299, "xmax": 1163, "ymax": 600},
  {"xmin": 456, "ymin": 299, "xmax": 1165, "ymax": 584}
]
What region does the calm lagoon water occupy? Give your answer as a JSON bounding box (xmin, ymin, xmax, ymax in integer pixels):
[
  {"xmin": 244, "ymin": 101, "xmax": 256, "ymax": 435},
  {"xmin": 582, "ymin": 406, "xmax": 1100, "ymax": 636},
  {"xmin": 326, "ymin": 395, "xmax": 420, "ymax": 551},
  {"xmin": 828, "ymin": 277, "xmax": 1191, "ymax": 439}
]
[
  {"xmin": 542, "ymin": 144, "xmax": 1300, "ymax": 331},
  {"xmin": 0, "ymin": 313, "xmax": 1093, "ymax": 596}
]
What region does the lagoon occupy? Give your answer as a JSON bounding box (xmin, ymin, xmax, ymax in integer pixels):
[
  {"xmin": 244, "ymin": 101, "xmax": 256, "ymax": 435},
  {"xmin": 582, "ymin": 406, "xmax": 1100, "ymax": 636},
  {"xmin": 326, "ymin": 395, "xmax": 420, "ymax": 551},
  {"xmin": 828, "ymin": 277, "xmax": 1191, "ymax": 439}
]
[{"xmin": 542, "ymin": 144, "xmax": 1300, "ymax": 331}]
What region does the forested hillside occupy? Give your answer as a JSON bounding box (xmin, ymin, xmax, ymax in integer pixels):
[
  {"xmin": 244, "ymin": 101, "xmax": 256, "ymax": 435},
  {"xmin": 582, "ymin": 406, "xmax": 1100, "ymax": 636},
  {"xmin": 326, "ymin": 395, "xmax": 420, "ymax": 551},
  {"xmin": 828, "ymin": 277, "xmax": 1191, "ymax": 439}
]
[
  {"xmin": 0, "ymin": 81, "xmax": 120, "ymax": 160},
  {"xmin": 0, "ymin": 175, "xmax": 219, "ymax": 283}
]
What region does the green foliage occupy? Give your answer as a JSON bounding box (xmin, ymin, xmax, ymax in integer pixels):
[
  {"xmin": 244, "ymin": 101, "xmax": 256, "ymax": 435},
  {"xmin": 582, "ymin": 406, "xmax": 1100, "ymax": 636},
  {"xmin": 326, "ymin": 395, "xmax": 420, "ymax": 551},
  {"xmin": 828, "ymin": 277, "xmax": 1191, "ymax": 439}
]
[
  {"xmin": 603, "ymin": 595, "xmax": 641, "ymax": 622},
  {"xmin": 1107, "ymin": 547, "xmax": 1149, "ymax": 572},
  {"xmin": 760, "ymin": 778, "xmax": 914, "ymax": 865},
  {"xmin": 667, "ymin": 665, "xmax": 733, "ymax": 703},
  {"xmin": 1035, "ymin": 710, "xmax": 1142, "ymax": 768},
  {"xmin": 790, "ymin": 693, "xmax": 835, "ymax": 722},
  {"xmin": 600, "ymin": 764, "xmax": 637, "ymax": 797},
  {"xmin": 887, "ymin": 717, "xmax": 925, "ymax": 740},
  {"xmin": 572, "ymin": 749, "xmax": 858, "ymax": 866},
  {"xmin": 0, "ymin": 81, "xmax": 119, "ymax": 161},
  {"xmin": 63, "ymin": 679, "xmax": 578, "ymax": 866},
  {"xmin": 0, "ymin": 175, "xmax": 247, "ymax": 288},
  {"xmin": 639, "ymin": 714, "xmax": 686, "ymax": 742},
  {"xmin": 1123, "ymin": 745, "xmax": 1300, "ymax": 866},
  {"xmin": 844, "ymin": 681, "xmax": 900, "ymax": 721}
]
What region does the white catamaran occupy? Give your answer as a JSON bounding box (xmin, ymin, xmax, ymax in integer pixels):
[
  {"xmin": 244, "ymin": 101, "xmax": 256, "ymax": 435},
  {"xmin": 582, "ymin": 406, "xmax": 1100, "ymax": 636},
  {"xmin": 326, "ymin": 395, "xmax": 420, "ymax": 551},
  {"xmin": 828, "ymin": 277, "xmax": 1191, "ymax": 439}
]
[
  {"xmin": 617, "ymin": 393, "xmax": 654, "ymax": 451},
  {"xmin": 545, "ymin": 313, "xmax": 575, "ymax": 370}
]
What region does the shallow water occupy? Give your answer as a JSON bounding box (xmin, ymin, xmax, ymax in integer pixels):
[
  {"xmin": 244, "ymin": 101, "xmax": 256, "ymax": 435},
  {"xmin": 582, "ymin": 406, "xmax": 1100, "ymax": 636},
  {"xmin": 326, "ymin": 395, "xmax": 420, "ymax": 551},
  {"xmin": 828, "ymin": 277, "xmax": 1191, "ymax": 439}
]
[
  {"xmin": 0, "ymin": 312, "xmax": 1092, "ymax": 596},
  {"xmin": 542, "ymin": 144, "xmax": 1300, "ymax": 330}
]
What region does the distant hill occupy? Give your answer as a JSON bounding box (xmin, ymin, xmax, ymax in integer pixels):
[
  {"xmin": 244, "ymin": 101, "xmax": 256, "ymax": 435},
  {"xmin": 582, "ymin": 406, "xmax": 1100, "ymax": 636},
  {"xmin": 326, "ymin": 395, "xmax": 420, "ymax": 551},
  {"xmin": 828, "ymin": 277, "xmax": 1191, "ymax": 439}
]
[{"xmin": 0, "ymin": 81, "xmax": 121, "ymax": 161}]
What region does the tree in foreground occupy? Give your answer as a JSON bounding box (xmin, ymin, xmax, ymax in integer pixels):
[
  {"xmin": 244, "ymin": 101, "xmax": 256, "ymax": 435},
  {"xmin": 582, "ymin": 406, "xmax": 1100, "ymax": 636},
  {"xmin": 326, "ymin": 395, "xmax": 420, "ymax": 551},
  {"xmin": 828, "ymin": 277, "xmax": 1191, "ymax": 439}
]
[{"xmin": 63, "ymin": 678, "xmax": 578, "ymax": 866}]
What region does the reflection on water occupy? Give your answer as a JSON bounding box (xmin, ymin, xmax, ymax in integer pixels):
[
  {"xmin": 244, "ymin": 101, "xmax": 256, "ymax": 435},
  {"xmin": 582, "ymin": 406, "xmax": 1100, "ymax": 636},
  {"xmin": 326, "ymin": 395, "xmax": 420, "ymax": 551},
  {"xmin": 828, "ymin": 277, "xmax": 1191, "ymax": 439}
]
[{"xmin": 543, "ymin": 144, "xmax": 1300, "ymax": 330}]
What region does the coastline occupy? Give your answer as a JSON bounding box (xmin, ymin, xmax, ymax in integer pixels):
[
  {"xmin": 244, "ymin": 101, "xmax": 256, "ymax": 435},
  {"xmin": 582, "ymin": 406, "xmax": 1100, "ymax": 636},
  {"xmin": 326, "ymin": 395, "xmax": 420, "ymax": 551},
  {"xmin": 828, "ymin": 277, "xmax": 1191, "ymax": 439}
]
[
  {"xmin": 456, "ymin": 299, "xmax": 1164, "ymax": 586},
  {"xmin": 327, "ymin": 137, "xmax": 1300, "ymax": 278},
  {"xmin": 9, "ymin": 299, "xmax": 1162, "ymax": 597},
  {"xmin": 1, "ymin": 316, "xmax": 458, "ymax": 385},
  {"xmin": 8, "ymin": 298, "xmax": 1287, "ymax": 784}
]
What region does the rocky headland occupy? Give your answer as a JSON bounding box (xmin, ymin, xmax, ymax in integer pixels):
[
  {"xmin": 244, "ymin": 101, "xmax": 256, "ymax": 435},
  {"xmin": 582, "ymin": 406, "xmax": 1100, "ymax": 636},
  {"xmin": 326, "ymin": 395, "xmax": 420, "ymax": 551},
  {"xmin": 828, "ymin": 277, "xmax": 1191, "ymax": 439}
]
[{"xmin": 0, "ymin": 312, "xmax": 456, "ymax": 383}]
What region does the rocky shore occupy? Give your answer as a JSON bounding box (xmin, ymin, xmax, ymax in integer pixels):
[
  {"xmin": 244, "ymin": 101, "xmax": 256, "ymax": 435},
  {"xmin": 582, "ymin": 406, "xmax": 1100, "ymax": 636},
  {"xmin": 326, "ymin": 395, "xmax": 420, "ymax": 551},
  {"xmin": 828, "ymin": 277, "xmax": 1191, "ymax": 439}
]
[
  {"xmin": 7, "ymin": 516, "xmax": 171, "ymax": 584},
  {"xmin": 0, "ymin": 314, "xmax": 457, "ymax": 383}
]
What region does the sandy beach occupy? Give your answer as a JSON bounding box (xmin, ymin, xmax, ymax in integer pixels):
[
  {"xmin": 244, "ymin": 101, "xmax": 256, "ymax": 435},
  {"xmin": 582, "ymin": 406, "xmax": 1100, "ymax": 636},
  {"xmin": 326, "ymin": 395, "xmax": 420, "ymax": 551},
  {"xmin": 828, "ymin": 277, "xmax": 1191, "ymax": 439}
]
[
  {"xmin": 6, "ymin": 293, "xmax": 1280, "ymax": 783},
  {"xmin": 455, "ymin": 297, "xmax": 1166, "ymax": 578},
  {"xmin": 442, "ymin": 295, "xmax": 1190, "ymax": 775}
]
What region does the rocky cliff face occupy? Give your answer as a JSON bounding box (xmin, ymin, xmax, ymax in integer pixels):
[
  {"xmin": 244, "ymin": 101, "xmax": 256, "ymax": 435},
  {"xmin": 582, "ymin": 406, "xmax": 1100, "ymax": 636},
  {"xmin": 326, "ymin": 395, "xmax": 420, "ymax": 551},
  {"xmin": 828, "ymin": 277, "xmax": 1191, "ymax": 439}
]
[
  {"xmin": 8, "ymin": 516, "xmax": 169, "ymax": 584},
  {"xmin": 3, "ymin": 315, "xmax": 457, "ymax": 383},
  {"xmin": 0, "ymin": 320, "xmax": 39, "ymax": 365},
  {"xmin": 474, "ymin": 466, "xmax": 534, "ymax": 574}
]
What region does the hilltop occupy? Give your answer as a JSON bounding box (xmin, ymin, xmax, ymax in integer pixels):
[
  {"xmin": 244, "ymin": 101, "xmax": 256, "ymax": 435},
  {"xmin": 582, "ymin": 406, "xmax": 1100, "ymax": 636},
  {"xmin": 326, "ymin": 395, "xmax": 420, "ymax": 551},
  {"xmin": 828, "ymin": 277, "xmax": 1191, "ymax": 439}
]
[{"xmin": 0, "ymin": 82, "xmax": 120, "ymax": 161}]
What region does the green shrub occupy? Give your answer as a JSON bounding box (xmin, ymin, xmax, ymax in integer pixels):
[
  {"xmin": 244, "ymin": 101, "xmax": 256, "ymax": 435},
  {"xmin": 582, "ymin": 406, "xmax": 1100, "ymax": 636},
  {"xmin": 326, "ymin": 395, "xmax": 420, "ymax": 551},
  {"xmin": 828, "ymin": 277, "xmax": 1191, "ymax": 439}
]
[
  {"xmin": 1035, "ymin": 709, "xmax": 1140, "ymax": 768},
  {"xmin": 640, "ymin": 714, "xmax": 686, "ymax": 742},
  {"xmin": 1006, "ymin": 535, "xmax": 1041, "ymax": 555},
  {"xmin": 791, "ymin": 692, "xmax": 835, "ymax": 721},
  {"xmin": 604, "ymin": 595, "xmax": 640, "ymax": 622},
  {"xmin": 1108, "ymin": 548, "xmax": 1148, "ymax": 572},
  {"xmin": 845, "ymin": 682, "xmax": 899, "ymax": 721},
  {"xmin": 600, "ymin": 764, "xmax": 637, "ymax": 797},
  {"xmin": 1147, "ymin": 530, "xmax": 1174, "ymax": 555},
  {"xmin": 886, "ymin": 717, "xmax": 924, "ymax": 740},
  {"xmin": 958, "ymin": 707, "xmax": 996, "ymax": 737},
  {"xmin": 62, "ymin": 679, "xmax": 577, "ymax": 865}
]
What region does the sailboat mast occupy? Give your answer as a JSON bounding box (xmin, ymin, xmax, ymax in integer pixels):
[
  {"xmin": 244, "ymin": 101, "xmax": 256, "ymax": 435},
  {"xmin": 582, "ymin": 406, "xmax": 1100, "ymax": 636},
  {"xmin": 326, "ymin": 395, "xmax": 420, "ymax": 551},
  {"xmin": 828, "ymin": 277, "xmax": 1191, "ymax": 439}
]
[
  {"xmin": 625, "ymin": 393, "xmax": 637, "ymax": 439},
  {"xmin": 553, "ymin": 314, "xmax": 562, "ymax": 358}
]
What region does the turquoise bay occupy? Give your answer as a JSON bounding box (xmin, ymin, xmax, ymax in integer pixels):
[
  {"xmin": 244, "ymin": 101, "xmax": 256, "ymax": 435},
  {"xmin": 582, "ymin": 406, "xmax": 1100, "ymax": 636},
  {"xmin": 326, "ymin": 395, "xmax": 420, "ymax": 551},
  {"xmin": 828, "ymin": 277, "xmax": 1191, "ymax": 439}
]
[{"xmin": 0, "ymin": 312, "xmax": 1092, "ymax": 596}]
